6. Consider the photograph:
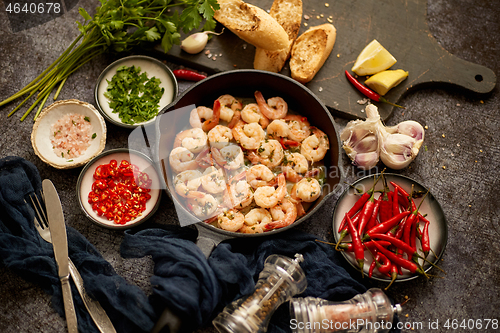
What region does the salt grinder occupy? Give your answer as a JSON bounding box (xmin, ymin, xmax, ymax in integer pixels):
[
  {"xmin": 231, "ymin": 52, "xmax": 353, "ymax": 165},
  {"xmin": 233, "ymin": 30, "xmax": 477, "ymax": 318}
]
[
  {"xmin": 213, "ymin": 253, "xmax": 307, "ymax": 333},
  {"xmin": 290, "ymin": 288, "xmax": 402, "ymax": 333}
]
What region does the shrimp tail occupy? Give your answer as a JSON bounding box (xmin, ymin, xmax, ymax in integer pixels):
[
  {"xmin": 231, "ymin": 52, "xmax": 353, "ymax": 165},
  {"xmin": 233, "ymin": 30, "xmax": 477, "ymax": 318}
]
[
  {"xmin": 227, "ymin": 110, "xmax": 241, "ymax": 129},
  {"xmin": 202, "ymin": 100, "xmax": 221, "ymax": 132},
  {"xmin": 265, "ymin": 219, "xmax": 292, "ymax": 230}
]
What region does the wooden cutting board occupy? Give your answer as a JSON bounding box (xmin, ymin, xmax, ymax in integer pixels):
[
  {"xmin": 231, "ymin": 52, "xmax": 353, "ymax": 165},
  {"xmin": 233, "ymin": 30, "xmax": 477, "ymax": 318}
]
[{"xmin": 153, "ymin": 0, "xmax": 496, "ymax": 121}]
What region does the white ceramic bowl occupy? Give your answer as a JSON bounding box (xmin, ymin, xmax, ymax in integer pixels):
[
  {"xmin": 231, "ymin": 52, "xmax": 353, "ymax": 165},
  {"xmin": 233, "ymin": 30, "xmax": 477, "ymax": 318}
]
[
  {"xmin": 77, "ymin": 148, "xmax": 162, "ymax": 229},
  {"xmin": 31, "ymin": 99, "xmax": 106, "ymax": 169},
  {"xmin": 332, "ymin": 173, "xmax": 448, "ymax": 282},
  {"xmin": 94, "ymin": 55, "xmax": 178, "ymax": 128}
]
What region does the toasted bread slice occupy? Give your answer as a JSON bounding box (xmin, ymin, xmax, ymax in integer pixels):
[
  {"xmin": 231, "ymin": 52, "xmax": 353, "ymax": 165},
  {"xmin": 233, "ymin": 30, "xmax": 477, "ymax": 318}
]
[
  {"xmin": 253, "ymin": 0, "xmax": 303, "ymax": 72},
  {"xmin": 290, "ymin": 23, "xmax": 336, "ymax": 83},
  {"xmin": 214, "ymin": 0, "xmax": 289, "ymax": 51}
]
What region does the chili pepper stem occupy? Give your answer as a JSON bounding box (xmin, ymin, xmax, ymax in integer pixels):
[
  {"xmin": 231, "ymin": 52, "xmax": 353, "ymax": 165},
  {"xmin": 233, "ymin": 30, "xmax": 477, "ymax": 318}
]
[
  {"xmin": 335, "ymin": 229, "xmax": 349, "ymax": 250},
  {"xmin": 358, "ymin": 260, "xmax": 365, "ymax": 278},
  {"xmin": 379, "ymin": 96, "xmax": 405, "ymax": 109},
  {"xmin": 385, "ymin": 272, "xmax": 397, "ymax": 290}
]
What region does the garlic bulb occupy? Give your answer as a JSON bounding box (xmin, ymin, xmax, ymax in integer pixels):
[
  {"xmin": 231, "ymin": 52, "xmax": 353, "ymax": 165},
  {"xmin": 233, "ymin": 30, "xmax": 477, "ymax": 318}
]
[
  {"xmin": 340, "ymin": 104, "xmax": 424, "ymax": 170},
  {"xmin": 340, "ymin": 104, "xmax": 383, "ymax": 170},
  {"xmin": 379, "ymin": 121, "xmax": 424, "ymax": 169}
]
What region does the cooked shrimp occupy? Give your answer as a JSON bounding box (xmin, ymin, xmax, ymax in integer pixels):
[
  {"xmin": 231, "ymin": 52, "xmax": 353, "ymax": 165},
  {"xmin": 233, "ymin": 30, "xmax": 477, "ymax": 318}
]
[
  {"xmin": 173, "ymin": 128, "xmax": 208, "ymax": 153},
  {"xmin": 246, "ymin": 165, "xmax": 275, "ymax": 189},
  {"xmin": 223, "ymin": 170, "xmax": 252, "ymax": 207},
  {"xmin": 239, "ymin": 208, "xmax": 272, "ymax": 234},
  {"xmin": 218, "ymin": 94, "xmax": 243, "ymax": 125},
  {"xmin": 187, "ymin": 193, "xmax": 218, "ymax": 219},
  {"xmin": 190, "ymin": 106, "xmax": 213, "ymax": 129},
  {"xmin": 212, "ymin": 145, "xmax": 245, "ymax": 170},
  {"xmin": 174, "ymin": 170, "xmax": 203, "ymax": 197},
  {"xmin": 217, "ymin": 209, "xmax": 245, "ymax": 232},
  {"xmin": 253, "ymin": 173, "xmax": 287, "ymax": 208},
  {"xmin": 232, "ymin": 120, "xmax": 266, "ymax": 150},
  {"xmin": 267, "ymin": 119, "xmax": 290, "ymax": 139},
  {"xmin": 284, "ymin": 115, "xmax": 311, "ymax": 142},
  {"xmin": 301, "ymin": 127, "xmax": 329, "ymax": 162},
  {"xmin": 227, "ymin": 110, "xmax": 241, "ymax": 129},
  {"xmin": 282, "ymin": 152, "xmax": 309, "ymax": 182},
  {"xmin": 241, "ymin": 103, "xmax": 270, "ymax": 129},
  {"xmin": 254, "ymin": 91, "xmax": 288, "ymax": 119},
  {"xmin": 247, "ymin": 139, "xmax": 284, "ymax": 168},
  {"xmin": 201, "ymin": 166, "xmax": 226, "ymax": 194},
  {"xmin": 169, "ymin": 147, "xmax": 198, "ymax": 174},
  {"xmin": 290, "ymin": 177, "xmax": 322, "ymax": 203},
  {"xmin": 208, "ymin": 125, "xmax": 233, "ymax": 149},
  {"xmin": 194, "ymin": 147, "xmax": 214, "ymax": 168},
  {"xmin": 202, "ymin": 100, "xmax": 221, "ymax": 132},
  {"xmin": 266, "ymin": 198, "xmax": 297, "ymax": 230}
]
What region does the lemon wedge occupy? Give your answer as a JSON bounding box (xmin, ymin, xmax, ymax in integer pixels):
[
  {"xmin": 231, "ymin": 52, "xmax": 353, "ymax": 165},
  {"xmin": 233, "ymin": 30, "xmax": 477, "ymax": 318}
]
[
  {"xmin": 351, "ymin": 40, "xmax": 397, "ymax": 76},
  {"xmin": 365, "ymin": 69, "xmax": 409, "ymax": 96}
]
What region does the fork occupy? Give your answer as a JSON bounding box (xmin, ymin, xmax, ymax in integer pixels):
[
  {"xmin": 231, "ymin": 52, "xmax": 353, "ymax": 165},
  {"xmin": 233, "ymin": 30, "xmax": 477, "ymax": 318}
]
[{"xmin": 26, "ymin": 191, "xmax": 116, "ymax": 333}]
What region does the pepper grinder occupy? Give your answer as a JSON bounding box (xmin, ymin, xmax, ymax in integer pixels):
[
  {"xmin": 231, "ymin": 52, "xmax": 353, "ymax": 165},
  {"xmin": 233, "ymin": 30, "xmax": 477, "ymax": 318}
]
[
  {"xmin": 213, "ymin": 253, "xmax": 307, "ymax": 333},
  {"xmin": 290, "ymin": 288, "xmax": 402, "ymax": 333}
]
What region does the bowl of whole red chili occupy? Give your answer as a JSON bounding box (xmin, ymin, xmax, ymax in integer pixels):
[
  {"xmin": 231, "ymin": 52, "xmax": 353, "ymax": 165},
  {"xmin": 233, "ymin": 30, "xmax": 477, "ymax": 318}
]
[
  {"xmin": 332, "ymin": 173, "xmax": 448, "ymax": 286},
  {"xmin": 77, "ymin": 148, "xmax": 162, "ymax": 229}
]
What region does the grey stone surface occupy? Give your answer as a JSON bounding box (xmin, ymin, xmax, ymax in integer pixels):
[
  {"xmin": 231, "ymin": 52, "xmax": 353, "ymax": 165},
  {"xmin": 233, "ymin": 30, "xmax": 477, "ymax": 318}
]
[{"xmin": 0, "ymin": 0, "xmax": 499, "ymax": 332}]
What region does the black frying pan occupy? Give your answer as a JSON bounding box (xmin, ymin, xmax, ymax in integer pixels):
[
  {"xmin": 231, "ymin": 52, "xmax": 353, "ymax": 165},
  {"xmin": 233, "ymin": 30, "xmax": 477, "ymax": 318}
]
[{"xmin": 153, "ymin": 70, "xmax": 343, "ymax": 257}]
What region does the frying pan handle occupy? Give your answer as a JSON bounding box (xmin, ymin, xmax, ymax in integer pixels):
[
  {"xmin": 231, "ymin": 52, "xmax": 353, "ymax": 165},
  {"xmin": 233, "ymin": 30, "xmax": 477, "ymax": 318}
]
[{"xmin": 195, "ymin": 224, "xmax": 233, "ymax": 258}]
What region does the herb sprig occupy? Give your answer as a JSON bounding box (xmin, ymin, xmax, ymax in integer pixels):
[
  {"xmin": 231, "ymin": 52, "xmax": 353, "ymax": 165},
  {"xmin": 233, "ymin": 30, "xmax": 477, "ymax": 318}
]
[{"xmin": 1, "ymin": 0, "xmax": 219, "ymax": 121}]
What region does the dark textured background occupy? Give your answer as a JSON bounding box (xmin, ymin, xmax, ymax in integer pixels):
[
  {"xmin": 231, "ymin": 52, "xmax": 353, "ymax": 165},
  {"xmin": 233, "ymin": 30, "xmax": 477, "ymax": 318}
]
[{"xmin": 0, "ymin": 0, "xmax": 499, "ymax": 332}]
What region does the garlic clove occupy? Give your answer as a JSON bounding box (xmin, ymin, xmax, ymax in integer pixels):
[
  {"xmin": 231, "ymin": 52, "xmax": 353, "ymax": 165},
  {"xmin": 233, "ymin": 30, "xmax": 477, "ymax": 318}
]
[
  {"xmin": 379, "ymin": 132, "xmax": 423, "ymax": 169},
  {"xmin": 181, "ymin": 33, "xmax": 209, "ymax": 54},
  {"xmin": 386, "ymin": 120, "xmax": 425, "ymax": 141},
  {"xmin": 353, "ymin": 151, "xmax": 379, "ymax": 170},
  {"xmin": 352, "ymin": 135, "xmax": 378, "ymax": 153}
]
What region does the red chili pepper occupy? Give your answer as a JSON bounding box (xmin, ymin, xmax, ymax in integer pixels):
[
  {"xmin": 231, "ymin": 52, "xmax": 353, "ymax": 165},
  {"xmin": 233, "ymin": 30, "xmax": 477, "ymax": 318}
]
[
  {"xmin": 403, "ymin": 191, "xmax": 429, "ymax": 246},
  {"xmin": 337, "ymin": 240, "xmax": 391, "ymax": 252},
  {"xmin": 364, "ymin": 211, "xmax": 410, "ymax": 238},
  {"xmin": 368, "ymin": 258, "xmax": 377, "ymax": 278},
  {"xmin": 379, "ymin": 191, "xmax": 392, "ymax": 223},
  {"xmin": 390, "ymin": 181, "xmax": 416, "ymax": 211},
  {"xmin": 371, "ymin": 241, "xmax": 426, "ymax": 275},
  {"xmin": 356, "ymin": 186, "xmax": 379, "ymax": 239},
  {"xmin": 173, "ymin": 69, "xmax": 207, "ymax": 82},
  {"xmin": 345, "ymin": 70, "xmax": 405, "ymax": 109},
  {"xmin": 346, "ymin": 214, "xmax": 365, "ymax": 276},
  {"xmin": 361, "ymin": 199, "xmax": 381, "ymax": 235},
  {"xmin": 336, "ymin": 212, "xmax": 362, "ymax": 250},
  {"xmin": 374, "ymin": 252, "xmax": 392, "ymax": 276},
  {"xmin": 337, "ymin": 192, "xmax": 371, "ymax": 233},
  {"xmin": 392, "ymin": 187, "xmax": 400, "ymax": 217},
  {"xmin": 386, "ymin": 263, "xmax": 399, "ymax": 290},
  {"xmin": 421, "ymin": 218, "xmax": 431, "ymax": 258},
  {"xmin": 368, "ymin": 233, "xmax": 419, "ymax": 261}
]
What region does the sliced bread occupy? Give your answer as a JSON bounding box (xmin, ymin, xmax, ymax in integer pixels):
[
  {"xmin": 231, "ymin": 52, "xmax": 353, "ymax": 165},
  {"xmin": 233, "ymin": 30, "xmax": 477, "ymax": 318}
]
[
  {"xmin": 253, "ymin": 0, "xmax": 303, "ymax": 72},
  {"xmin": 214, "ymin": 0, "xmax": 289, "ymax": 51},
  {"xmin": 289, "ymin": 23, "xmax": 337, "ymax": 83}
]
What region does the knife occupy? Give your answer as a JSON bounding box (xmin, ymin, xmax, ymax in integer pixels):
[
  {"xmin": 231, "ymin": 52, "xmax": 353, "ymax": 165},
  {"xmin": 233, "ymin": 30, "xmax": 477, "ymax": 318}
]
[
  {"xmin": 43, "ymin": 179, "xmax": 78, "ymax": 333},
  {"xmin": 68, "ymin": 261, "xmax": 117, "ymax": 333}
]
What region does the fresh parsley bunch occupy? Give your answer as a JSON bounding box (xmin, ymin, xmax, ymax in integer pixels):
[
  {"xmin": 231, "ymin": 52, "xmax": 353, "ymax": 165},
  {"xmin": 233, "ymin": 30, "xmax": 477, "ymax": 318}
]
[{"xmin": 1, "ymin": 0, "xmax": 219, "ymax": 121}]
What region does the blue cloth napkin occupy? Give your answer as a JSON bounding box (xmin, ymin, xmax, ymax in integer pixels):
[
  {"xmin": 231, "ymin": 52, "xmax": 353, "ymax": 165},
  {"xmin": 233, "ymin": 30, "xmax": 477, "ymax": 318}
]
[
  {"xmin": 0, "ymin": 156, "xmax": 156, "ymax": 333},
  {"xmin": 0, "ymin": 156, "xmax": 400, "ymax": 333},
  {"xmin": 121, "ymin": 225, "xmax": 400, "ymax": 333}
]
